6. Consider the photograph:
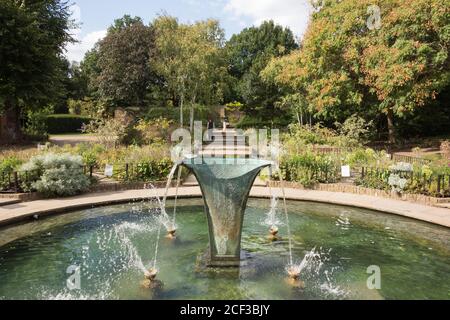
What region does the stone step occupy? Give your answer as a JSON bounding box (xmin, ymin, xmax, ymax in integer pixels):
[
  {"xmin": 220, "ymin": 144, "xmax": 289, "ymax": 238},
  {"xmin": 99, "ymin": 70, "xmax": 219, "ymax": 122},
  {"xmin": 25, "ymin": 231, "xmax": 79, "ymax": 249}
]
[
  {"xmin": 0, "ymin": 199, "xmax": 21, "ymax": 207},
  {"xmin": 436, "ymin": 203, "xmax": 450, "ymax": 209}
]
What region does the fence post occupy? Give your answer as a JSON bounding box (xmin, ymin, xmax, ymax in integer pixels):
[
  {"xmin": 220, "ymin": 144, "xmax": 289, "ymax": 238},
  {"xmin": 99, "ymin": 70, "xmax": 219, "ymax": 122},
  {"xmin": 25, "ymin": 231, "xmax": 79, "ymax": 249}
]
[
  {"xmin": 89, "ymin": 166, "xmax": 93, "ymax": 178},
  {"xmin": 437, "ymin": 175, "xmax": 442, "ymax": 194},
  {"xmin": 13, "ymin": 172, "xmax": 19, "ymax": 192},
  {"xmin": 125, "ymin": 163, "xmax": 129, "ymax": 181}
]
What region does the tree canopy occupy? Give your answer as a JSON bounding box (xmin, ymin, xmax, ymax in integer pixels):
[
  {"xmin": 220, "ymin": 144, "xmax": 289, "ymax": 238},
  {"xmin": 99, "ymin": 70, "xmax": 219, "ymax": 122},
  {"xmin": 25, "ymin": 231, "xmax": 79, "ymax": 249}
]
[
  {"xmin": 263, "ymin": 0, "xmax": 450, "ymax": 142},
  {"xmin": 0, "ymin": 0, "xmax": 73, "ymax": 142},
  {"xmin": 225, "ymin": 21, "xmax": 298, "ymax": 122}
]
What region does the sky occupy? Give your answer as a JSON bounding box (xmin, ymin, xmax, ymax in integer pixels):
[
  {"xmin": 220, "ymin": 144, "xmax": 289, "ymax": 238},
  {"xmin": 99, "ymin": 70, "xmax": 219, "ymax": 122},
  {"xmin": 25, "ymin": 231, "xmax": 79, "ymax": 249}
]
[{"xmin": 66, "ymin": 0, "xmax": 313, "ymax": 62}]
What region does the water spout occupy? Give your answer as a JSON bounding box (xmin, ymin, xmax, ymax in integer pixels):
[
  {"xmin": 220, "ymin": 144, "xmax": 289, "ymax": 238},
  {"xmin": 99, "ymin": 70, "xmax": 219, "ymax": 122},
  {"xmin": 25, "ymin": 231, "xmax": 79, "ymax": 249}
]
[
  {"xmin": 182, "ymin": 157, "xmax": 272, "ymax": 266},
  {"xmin": 275, "ymin": 170, "xmax": 294, "ymax": 267}
]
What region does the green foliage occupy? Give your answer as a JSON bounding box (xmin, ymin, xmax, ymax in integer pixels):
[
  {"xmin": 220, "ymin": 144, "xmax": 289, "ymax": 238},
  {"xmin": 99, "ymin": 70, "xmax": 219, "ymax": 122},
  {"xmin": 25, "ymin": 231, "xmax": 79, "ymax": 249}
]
[
  {"xmin": 279, "ymin": 152, "xmax": 340, "ymax": 187},
  {"xmin": 116, "ymin": 158, "xmax": 173, "ymax": 182},
  {"xmin": 20, "ymin": 153, "xmax": 90, "ymax": 197},
  {"xmin": 46, "ymin": 114, "xmax": 93, "ymax": 134},
  {"xmin": 68, "ymin": 98, "xmax": 106, "ymax": 118},
  {"xmin": 24, "ymin": 107, "xmax": 53, "ymax": 141},
  {"xmin": 153, "ymin": 15, "xmax": 229, "ymax": 129},
  {"xmin": 262, "ymin": 0, "xmax": 450, "ymax": 142},
  {"xmin": 0, "ymin": 157, "xmax": 22, "ymax": 174},
  {"xmin": 134, "ymin": 118, "xmax": 176, "ymax": 145},
  {"xmin": 344, "ymin": 148, "xmax": 386, "ymax": 167},
  {"xmin": 236, "ymin": 115, "xmax": 291, "ymax": 129},
  {"xmin": 0, "ymin": 0, "xmax": 74, "ymax": 141},
  {"xmin": 82, "ymin": 117, "xmax": 131, "ymax": 148},
  {"xmin": 95, "ymin": 16, "xmax": 156, "ymax": 109},
  {"xmin": 336, "ymin": 115, "xmax": 374, "ymax": 146},
  {"xmin": 226, "ymin": 21, "xmax": 298, "ymax": 122}
]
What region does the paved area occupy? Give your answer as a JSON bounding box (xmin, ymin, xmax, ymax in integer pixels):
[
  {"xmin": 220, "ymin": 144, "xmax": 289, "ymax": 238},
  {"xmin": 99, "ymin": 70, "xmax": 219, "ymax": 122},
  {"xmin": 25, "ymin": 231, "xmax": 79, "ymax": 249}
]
[
  {"xmin": 0, "ymin": 186, "xmax": 449, "ymax": 228},
  {"xmin": 0, "ymin": 199, "xmax": 20, "ymax": 207},
  {"xmin": 49, "ymin": 134, "xmax": 97, "ymax": 146}
]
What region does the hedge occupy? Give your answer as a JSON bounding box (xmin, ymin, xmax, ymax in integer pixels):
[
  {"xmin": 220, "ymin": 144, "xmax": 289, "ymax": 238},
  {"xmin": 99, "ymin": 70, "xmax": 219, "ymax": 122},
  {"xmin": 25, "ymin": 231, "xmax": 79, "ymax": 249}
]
[
  {"xmin": 45, "ymin": 114, "xmax": 93, "ymax": 134},
  {"xmin": 235, "ymin": 115, "xmax": 291, "ymax": 129}
]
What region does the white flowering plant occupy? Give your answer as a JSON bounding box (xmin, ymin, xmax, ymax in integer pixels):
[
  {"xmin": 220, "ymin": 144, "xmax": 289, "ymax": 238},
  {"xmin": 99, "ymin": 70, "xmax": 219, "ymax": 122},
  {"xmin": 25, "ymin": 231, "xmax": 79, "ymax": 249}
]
[
  {"xmin": 21, "ymin": 153, "xmax": 90, "ymax": 197},
  {"xmin": 388, "ymin": 162, "xmax": 413, "ymax": 193}
]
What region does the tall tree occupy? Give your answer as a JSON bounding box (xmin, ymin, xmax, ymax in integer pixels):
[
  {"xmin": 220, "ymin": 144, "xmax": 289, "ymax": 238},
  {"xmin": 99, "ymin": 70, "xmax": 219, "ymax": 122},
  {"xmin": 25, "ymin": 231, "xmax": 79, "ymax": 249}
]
[
  {"xmin": 153, "ymin": 15, "xmax": 228, "ymax": 130},
  {"xmin": 225, "ymin": 21, "xmax": 298, "ymax": 123},
  {"xmin": 94, "ymin": 16, "xmax": 156, "ymax": 109},
  {"xmin": 264, "ymin": 0, "xmax": 450, "ymax": 143},
  {"xmin": 0, "ymin": 0, "xmax": 73, "ymax": 143}
]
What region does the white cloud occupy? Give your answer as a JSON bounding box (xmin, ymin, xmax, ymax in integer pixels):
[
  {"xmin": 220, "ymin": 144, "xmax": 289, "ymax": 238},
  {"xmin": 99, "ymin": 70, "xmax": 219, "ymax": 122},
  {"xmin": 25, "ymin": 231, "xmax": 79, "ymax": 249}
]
[
  {"xmin": 64, "ymin": 4, "xmax": 105, "ymax": 63},
  {"xmin": 65, "ymin": 30, "xmax": 107, "ymax": 63},
  {"xmin": 224, "ymin": 0, "xmax": 313, "ymax": 38}
]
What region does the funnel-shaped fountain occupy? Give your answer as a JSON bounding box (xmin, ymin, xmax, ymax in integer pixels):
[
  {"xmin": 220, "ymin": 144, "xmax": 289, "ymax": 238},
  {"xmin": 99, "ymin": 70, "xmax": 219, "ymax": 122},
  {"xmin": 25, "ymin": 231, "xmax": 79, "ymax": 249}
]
[{"xmin": 182, "ymin": 157, "xmax": 272, "ymax": 267}]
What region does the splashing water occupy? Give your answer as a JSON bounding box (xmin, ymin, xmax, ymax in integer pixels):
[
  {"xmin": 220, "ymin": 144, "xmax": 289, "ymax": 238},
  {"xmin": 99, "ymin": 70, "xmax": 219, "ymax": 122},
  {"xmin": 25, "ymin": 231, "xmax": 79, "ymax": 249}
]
[
  {"xmin": 320, "ymin": 269, "xmax": 347, "ymax": 298},
  {"xmin": 146, "ymin": 183, "xmax": 177, "ymax": 232},
  {"xmin": 286, "ymin": 247, "xmax": 322, "ymax": 277},
  {"xmin": 263, "ymin": 195, "xmax": 282, "ymax": 228},
  {"xmin": 277, "ymin": 168, "xmax": 294, "ymax": 266},
  {"xmin": 114, "ymin": 222, "xmax": 149, "ymax": 273}
]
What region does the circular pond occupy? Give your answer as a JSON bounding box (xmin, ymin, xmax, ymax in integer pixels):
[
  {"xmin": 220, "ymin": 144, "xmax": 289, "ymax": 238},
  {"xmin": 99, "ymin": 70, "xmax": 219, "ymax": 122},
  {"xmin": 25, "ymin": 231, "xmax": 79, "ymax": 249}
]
[{"xmin": 0, "ymin": 199, "xmax": 449, "ymax": 300}]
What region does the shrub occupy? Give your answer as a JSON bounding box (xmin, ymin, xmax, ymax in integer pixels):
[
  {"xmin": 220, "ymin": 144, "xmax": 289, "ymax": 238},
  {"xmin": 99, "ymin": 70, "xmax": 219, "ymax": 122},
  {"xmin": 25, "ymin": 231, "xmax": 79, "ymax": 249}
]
[
  {"xmin": 280, "ymin": 152, "xmax": 340, "ymax": 187},
  {"xmin": 335, "ymin": 114, "xmax": 374, "ymax": 147},
  {"xmin": 24, "ymin": 108, "xmax": 52, "ymax": 141},
  {"xmin": 134, "ymin": 118, "xmax": 176, "ymax": 145},
  {"xmin": 46, "ymin": 114, "xmax": 93, "ymax": 134},
  {"xmin": 21, "ymin": 153, "xmax": 90, "ymax": 197},
  {"xmin": 344, "ymin": 148, "xmax": 387, "ymax": 167},
  {"xmin": 0, "ymin": 156, "xmax": 22, "ymax": 174},
  {"xmin": 82, "ymin": 118, "xmax": 131, "ymax": 148}
]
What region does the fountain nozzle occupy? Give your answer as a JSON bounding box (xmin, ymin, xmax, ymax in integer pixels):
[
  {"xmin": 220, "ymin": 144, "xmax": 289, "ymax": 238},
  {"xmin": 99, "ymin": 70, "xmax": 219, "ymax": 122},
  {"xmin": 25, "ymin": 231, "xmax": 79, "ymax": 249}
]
[
  {"xmin": 269, "ymin": 226, "xmax": 279, "ymax": 236},
  {"xmin": 268, "ymin": 226, "xmax": 279, "ymax": 241},
  {"xmin": 286, "ymin": 265, "xmax": 304, "ymax": 288},
  {"xmin": 141, "ymin": 267, "xmax": 164, "ymax": 292},
  {"xmin": 144, "ymin": 268, "xmax": 158, "ymax": 281},
  {"xmin": 166, "ymin": 229, "xmax": 177, "ymax": 239},
  {"xmin": 287, "ymin": 267, "xmax": 300, "ymax": 280}
]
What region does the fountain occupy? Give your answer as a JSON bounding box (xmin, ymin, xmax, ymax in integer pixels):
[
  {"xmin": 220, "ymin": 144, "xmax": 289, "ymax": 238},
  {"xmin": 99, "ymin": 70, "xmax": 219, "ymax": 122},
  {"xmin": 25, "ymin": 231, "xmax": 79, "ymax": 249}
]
[{"xmin": 181, "ymin": 157, "xmax": 273, "ymax": 267}]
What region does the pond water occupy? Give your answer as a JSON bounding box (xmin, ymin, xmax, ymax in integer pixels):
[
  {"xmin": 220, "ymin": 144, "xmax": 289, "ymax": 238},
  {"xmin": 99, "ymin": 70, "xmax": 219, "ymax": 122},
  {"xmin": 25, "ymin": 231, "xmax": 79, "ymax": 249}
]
[{"xmin": 0, "ymin": 199, "xmax": 449, "ymax": 300}]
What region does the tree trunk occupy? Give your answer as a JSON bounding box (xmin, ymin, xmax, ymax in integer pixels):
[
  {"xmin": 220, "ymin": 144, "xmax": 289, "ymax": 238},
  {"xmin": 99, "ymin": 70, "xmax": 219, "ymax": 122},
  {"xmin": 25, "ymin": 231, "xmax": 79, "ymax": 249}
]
[
  {"xmin": 0, "ymin": 101, "xmax": 23, "ymax": 145},
  {"xmin": 386, "ymin": 108, "xmax": 396, "ymax": 144},
  {"xmin": 296, "ymin": 111, "xmax": 301, "ymax": 126},
  {"xmin": 179, "ymin": 94, "xmax": 184, "ymax": 128},
  {"xmin": 189, "ymin": 105, "xmax": 194, "ymax": 133}
]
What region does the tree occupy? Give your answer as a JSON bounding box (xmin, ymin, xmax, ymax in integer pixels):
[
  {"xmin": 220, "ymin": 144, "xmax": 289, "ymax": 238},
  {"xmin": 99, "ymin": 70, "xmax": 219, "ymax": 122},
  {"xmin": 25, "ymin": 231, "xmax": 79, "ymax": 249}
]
[
  {"xmin": 225, "ymin": 21, "xmax": 298, "ymax": 123},
  {"xmin": 263, "ymin": 0, "xmax": 450, "ymax": 143},
  {"xmin": 94, "ymin": 16, "xmax": 156, "ymax": 109},
  {"xmin": 0, "ymin": 0, "xmax": 73, "ymax": 143},
  {"xmin": 153, "ymin": 15, "xmax": 228, "ymax": 130}
]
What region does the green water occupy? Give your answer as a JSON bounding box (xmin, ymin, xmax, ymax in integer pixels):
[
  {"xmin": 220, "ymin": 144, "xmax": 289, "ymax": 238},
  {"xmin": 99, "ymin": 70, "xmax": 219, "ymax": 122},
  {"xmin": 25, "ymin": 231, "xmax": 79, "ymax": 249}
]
[{"xmin": 0, "ymin": 199, "xmax": 449, "ymax": 300}]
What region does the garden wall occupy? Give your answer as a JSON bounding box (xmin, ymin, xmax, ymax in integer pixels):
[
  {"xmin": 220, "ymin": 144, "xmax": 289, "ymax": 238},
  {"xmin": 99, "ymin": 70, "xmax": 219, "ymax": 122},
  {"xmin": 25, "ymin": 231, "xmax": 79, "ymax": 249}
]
[{"xmin": 268, "ymin": 181, "xmax": 450, "ymax": 207}]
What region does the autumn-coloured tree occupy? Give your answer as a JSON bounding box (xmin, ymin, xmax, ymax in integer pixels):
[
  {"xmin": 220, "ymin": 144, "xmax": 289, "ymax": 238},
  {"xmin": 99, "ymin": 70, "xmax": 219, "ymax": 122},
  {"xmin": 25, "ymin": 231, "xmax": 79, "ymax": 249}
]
[{"xmin": 263, "ymin": 0, "xmax": 450, "ymax": 143}]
